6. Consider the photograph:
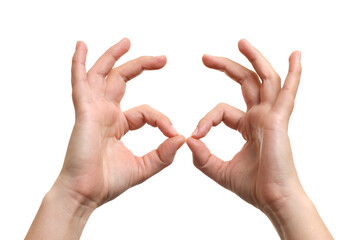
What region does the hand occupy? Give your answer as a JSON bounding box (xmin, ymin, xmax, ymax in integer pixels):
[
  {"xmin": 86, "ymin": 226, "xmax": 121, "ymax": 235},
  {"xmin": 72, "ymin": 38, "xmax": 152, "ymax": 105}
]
[
  {"xmin": 26, "ymin": 39, "xmax": 185, "ymax": 240},
  {"xmin": 187, "ymin": 39, "xmax": 303, "ymax": 211},
  {"xmin": 57, "ymin": 38, "xmax": 185, "ymax": 208},
  {"xmin": 187, "ymin": 40, "xmax": 333, "ymax": 239}
]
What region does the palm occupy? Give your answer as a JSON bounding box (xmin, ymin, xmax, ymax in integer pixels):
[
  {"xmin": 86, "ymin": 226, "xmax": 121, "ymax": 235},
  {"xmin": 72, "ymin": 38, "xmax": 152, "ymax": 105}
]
[
  {"xmin": 188, "ymin": 39, "xmax": 302, "ymax": 211},
  {"xmin": 58, "ymin": 39, "xmax": 185, "ymax": 207},
  {"xmin": 229, "ymin": 105, "xmax": 294, "ymax": 208}
]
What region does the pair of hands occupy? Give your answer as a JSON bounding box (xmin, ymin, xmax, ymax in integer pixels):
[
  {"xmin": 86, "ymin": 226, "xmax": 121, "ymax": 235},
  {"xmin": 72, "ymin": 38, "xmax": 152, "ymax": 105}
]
[
  {"xmin": 27, "ymin": 38, "xmax": 334, "ymax": 240},
  {"xmin": 56, "ymin": 38, "xmax": 302, "ymax": 217}
]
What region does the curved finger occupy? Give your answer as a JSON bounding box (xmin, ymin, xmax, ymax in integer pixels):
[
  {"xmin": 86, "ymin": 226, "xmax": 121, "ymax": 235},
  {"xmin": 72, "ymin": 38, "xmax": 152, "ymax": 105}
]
[
  {"xmin": 238, "ymin": 39, "xmax": 281, "ymax": 104},
  {"xmin": 202, "ymin": 54, "xmax": 261, "ymax": 109},
  {"xmin": 71, "ymin": 41, "xmax": 88, "ymax": 87},
  {"xmin": 186, "ymin": 137, "xmax": 229, "ymax": 187},
  {"xmin": 273, "ymin": 51, "xmax": 302, "ymax": 117},
  {"xmin": 123, "ymin": 104, "xmax": 178, "ymax": 138},
  {"xmin": 191, "ymin": 103, "xmax": 245, "ymax": 139},
  {"xmin": 88, "ymin": 38, "xmax": 131, "ymax": 78},
  {"xmin": 136, "ymin": 135, "xmax": 186, "ymax": 184},
  {"xmin": 112, "ymin": 55, "xmax": 167, "ymax": 82},
  {"xmin": 105, "ymin": 55, "xmax": 167, "ymax": 102}
]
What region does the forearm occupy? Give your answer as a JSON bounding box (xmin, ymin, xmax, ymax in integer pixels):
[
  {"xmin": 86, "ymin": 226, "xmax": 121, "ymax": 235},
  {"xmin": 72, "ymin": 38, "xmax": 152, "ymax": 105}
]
[
  {"xmin": 25, "ymin": 182, "xmax": 95, "ymax": 240},
  {"xmin": 263, "ymin": 192, "xmax": 333, "ymax": 240}
]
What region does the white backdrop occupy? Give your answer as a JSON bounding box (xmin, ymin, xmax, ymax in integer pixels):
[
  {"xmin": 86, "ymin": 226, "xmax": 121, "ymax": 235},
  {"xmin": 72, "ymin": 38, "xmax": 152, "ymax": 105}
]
[{"xmin": 0, "ymin": 0, "xmax": 359, "ymax": 239}]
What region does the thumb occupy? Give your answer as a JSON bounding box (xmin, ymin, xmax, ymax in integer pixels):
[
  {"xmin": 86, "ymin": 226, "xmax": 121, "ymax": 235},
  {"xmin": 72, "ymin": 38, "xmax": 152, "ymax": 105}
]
[
  {"xmin": 186, "ymin": 137, "xmax": 228, "ymax": 187},
  {"xmin": 136, "ymin": 135, "xmax": 186, "ymax": 185}
]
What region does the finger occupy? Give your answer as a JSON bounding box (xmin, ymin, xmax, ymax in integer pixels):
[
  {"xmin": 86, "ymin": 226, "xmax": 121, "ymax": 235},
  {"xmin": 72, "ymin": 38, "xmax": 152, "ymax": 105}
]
[
  {"xmin": 186, "ymin": 137, "xmax": 229, "ymax": 187},
  {"xmin": 104, "ymin": 56, "xmax": 167, "ymax": 102},
  {"xmin": 191, "ymin": 103, "xmax": 245, "ymax": 139},
  {"xmin": 273, "ymin": 51, "xmax": 302, "ymax": 117},
  {"xmin": 112, "ymin": 55, "xmax": 167, "ymax": 82},
  {"xmin": 238, "ymin": 39, "xmax": 281, "ymax": 104},
  {"xmin": 71, "ymin": 41, "xmax": 88, "ymax": 86},
  {"xmin": 136, "ymin": 135, "xmax": 186, "ymax": 184},
  {"xmin": 123, "ymin": 104, "xmax": 178, "ymax": 138},
  {"xmin": 202, "ymin": 54, "xmax": 261, "ymax": 109},
  {"xmin": 104, "ymin": 55, "xmax": 167, "ymax": 102},
  {"xmin": 88, "ymin": 38, "xmax": 131, "ymax": 78}
]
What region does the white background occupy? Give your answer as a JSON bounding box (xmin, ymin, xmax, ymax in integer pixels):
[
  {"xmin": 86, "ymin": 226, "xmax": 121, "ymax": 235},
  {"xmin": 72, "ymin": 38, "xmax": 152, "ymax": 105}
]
[{"xmin": 0, "ymin": 0, "xmax": 359, "ymax": 239}]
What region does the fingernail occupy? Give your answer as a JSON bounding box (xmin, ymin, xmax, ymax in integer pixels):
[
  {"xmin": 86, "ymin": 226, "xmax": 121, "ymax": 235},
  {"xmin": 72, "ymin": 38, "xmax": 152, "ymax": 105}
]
[
  {"xmin": 76, "ymin": 41, "xmax": 80, "ymax": 50},
  {"xmin": 241, "ymin": 38, "xmax": 249, "ymax": 45},
  {"xmin": 203, "ymin": 53, "xmax": 215, "ymax": 59},
  {"xmin": 298, "ymin": 51, "xmax": 302, "ymax": 61},
  {"xmin": 157, "ymin": 55, "xmax": 167, "ymax": 61},
  {"xmin": 191, "ymin": 127, "xmax": 199, "ymax": 137},
  {"xmin": 170, "ymin": 125, "xmax": 178, "ymax": 135}
]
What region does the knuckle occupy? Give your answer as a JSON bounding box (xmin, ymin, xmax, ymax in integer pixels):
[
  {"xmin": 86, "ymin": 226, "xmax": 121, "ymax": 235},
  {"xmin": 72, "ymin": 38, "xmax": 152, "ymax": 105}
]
[
  {"xmin": 140, "ymin": 104, "xmax": 151, "ymax": 109},
  {"xmin": 137, "ymin": 56, "xmax": 151, "ymax": 62},
  {"xmin": 216, "ymin": 102, "xmax": 228, "ymax": 109},
  {"xmin": 220, "ymin": 57, "xmax": 231, "ymax": 64},
  {"xmin": 267, "ymin": 72, "xmax": 281, "ymax": 83},
  {"xmin": 249, "ymin": 70, "xmax": 259, "ymax": 80},
  {"xmin": 262, "ymin": 69, "xmax": 280, "ymax": 82}
]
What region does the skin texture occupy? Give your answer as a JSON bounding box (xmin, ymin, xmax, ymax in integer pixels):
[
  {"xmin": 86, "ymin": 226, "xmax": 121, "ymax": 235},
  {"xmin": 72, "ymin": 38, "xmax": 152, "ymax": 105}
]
[
  {"xmin": 26, "ymin": 39, "xmax": 185, "ymax": 240},
  {"xmin": 25, "ymin": 38, "xmax": 333, "ymax": 240},
  {"xmin": 187, "ymin": 39, "xmax": 333, "ymax": 240}
]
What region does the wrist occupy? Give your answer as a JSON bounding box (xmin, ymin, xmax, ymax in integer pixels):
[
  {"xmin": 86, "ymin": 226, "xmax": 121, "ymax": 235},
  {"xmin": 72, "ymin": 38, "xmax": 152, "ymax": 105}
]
[
  {"xmin": 48, "ymin": 179, "xmax": 97, "ymax": 222},
  {"xmin": 263, "ymin": 191, "xmax": 312, "ymax": 226},
  {"xmin": 262, "ymin": 192, "xmax": 333, "ymax": 240},
  {"xmin": 26, "ymin": 182, "xmax": 96, "ymax": 239}
]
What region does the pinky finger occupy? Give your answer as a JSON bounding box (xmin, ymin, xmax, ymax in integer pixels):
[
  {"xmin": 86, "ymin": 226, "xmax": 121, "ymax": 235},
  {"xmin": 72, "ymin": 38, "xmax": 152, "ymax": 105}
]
[{"xmin": 273, "ymin": 51, "xmax": 302, "ymax": 117}]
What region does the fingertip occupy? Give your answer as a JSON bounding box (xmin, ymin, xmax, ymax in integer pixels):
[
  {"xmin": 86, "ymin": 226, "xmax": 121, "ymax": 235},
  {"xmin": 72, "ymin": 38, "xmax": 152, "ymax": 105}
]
[
  {"xmin": 202, "ymin": 54, "xmax": 217, "ymax": 68},
  {"xmin": 155, "ymin": 55, "xmax": 167, "ymax": 68},
  {"xmin": 121, "ymin": 37, "xmax": 131, "ymax": 47},
  {"xmin": 118, "ymin": 37, "xmax": 131, "ymax": 53},
  {"xmin": 202, "ymin": 53, "xmax": 213, "ymax": 61},
  {"xmin": 202, "ymin": 54, "xmax": 209, "ymax": 66},
  {"xmin": 158, "ymin": 135, "xmax": 186, "ymax": 163},
  {"xmin": 192, "ymin": 122, "xmax": 210, "ymax": 139},
  {"xmin": 202, "ymin": 54, "xmax": 208, "ymax": 63},
  {"xmin": 158, "ymin": 55, "xmax": 167, "ymax": 61},
  {"xmin": 166, "ymin": 135, "xmax": 186, "ymax": 147},
  {"xmin": 176, "ymin": 135, "xmax": 187, "ymax": 148},
  {"xmin": 186, "ymin": 136, "xmax": 195, "ymax": 148},
  {"xmin": 170, "ymin": 125, "xmax": 179, "ymax": 136},
  {"xmin": 238, "ymin": 38, "xmax": 249, "ymax": 51},
  {"xmin": 186, "ymin": 137, "xmax": 196, "ymax": 152},
  {"xmin": 288, "ymin": 51, "xmax": 302, "ymax": 73},
  {"xmin": 186, "ymin": 137, "xmax": 213, "ymax": 170},
  {"xmin": 75, "ymin": 41, "xmax": 87, "ymax": 52},
  {"xmin": 290, "ymin": 50, "xmax": 301, "ymax": 61},
  {"xmin": 186, "ymin": 137, "xmax": 203, "ymax": 152},
  {"xmin": 76, "ymin": 41, "xmax": 81, "ymax": 50},
  {"xmin": 191, "ymin": 127, "xmax": 199, "ymax": 138},
  {"xmin": 156, "ymin": 120, "xmax": 178, "ymax": 138},
  {"xmin": 295, "ymin": 50, "xmax": 301, "ymax": 61}
]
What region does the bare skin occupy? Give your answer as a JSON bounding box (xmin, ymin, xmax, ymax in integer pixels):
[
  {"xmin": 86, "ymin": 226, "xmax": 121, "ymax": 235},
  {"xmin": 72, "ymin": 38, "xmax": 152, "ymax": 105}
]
[
  {"xmin": 25, "ymin": 39, "xmax": 333, "ymax": 240},
  {"xmin": 187, "ymin": 39, "xmax": 333, "ymax": 240},
  {"xmin": 26, "ymin": 39, "xmax": 185, "ymax": 240}
]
